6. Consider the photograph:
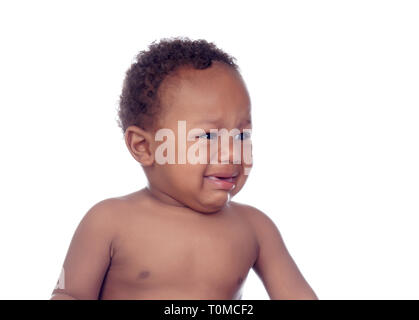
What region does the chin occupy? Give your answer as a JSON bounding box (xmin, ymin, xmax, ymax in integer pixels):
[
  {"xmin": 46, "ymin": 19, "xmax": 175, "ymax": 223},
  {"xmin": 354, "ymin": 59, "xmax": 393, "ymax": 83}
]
[{"xmin": 195, "ymin": 191, "xmax": 230, "ymax": 214}]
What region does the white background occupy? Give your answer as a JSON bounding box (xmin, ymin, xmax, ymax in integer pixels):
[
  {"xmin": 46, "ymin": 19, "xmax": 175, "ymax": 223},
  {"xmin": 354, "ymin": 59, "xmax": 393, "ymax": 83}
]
[{"xmin": 0, "ymin": 0, "xmax": 418, "ymax": 300}]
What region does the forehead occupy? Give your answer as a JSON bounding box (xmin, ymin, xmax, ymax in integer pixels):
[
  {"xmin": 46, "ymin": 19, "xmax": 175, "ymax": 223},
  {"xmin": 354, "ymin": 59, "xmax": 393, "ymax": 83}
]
[{"xmin": 158, "ymin": 62, "xmax": 251, "ymax": 126}]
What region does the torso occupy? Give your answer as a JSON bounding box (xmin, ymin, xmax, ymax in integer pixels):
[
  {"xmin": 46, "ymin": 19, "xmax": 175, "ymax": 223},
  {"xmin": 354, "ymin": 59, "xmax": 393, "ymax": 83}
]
[{"xmin": 98, "ymin": 190, "xmax": 259, "ymax": 300}]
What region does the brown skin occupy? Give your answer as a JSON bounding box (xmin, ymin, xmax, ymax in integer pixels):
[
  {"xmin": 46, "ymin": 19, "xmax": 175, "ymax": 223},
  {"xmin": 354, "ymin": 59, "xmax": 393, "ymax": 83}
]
[{"xmin": 50, "ymin": 61, "xmax": 318, "ymax": 300}]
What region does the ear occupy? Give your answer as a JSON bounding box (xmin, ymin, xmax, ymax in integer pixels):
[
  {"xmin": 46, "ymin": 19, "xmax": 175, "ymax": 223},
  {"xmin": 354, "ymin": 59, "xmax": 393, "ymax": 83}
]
[{"xmin": 124, "ymin": 125, "xmax": 155, "ymax": 166}]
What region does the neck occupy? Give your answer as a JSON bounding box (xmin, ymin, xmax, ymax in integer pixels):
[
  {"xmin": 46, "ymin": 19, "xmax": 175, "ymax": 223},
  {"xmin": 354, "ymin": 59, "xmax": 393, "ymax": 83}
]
[{"xmin": 145, "ymin": 183, "xmax": 187, "ymax": 208}]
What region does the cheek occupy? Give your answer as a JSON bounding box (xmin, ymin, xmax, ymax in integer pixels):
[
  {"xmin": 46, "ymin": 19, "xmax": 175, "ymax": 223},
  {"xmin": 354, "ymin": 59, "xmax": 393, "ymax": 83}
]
[{"xmin": 167, "ymin": 164, "xmax": 207, "ymax": 187}]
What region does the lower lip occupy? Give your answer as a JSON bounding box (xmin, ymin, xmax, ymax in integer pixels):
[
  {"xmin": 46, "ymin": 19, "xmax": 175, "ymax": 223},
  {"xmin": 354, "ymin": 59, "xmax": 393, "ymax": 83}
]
[{"xmin": 204, "ymin": 176, "xmax": 236, "ymax": 190}]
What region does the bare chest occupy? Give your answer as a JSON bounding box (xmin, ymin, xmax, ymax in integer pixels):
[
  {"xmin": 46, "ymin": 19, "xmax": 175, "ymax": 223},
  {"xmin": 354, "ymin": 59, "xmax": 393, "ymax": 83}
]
[{"xmin": 104, "ymin": 209, "xmax": 258, "ymax": 296}]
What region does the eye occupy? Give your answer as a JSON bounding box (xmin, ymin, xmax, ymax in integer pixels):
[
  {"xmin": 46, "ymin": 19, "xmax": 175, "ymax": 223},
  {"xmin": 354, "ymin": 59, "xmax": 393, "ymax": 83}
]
[
  {"xmin": 197, "ymin": 132, "xmax": 217, "ymax": 140},
  {"xmin": 234, "ymin": 131, "xmax": 252, "ymax": 141}
]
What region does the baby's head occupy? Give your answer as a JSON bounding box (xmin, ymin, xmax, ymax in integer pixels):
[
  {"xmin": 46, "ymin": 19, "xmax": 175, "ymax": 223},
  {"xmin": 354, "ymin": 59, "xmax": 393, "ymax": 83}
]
[{"xmin": 117, "ymin": 37, "xmax": 252, "ymax": 213}]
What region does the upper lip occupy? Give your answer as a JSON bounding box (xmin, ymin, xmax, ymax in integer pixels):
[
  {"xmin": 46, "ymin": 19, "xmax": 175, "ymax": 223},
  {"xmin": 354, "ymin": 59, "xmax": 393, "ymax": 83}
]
[{"xmin": 204, "ymin": 172, "xmax": 239, "ymax": 178}]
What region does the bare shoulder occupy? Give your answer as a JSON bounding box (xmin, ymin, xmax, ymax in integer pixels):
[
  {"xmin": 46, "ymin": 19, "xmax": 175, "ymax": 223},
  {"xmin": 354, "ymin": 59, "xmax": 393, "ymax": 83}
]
[
  {"xmin": 85, "ymin": 197, "xmax": 124, "ymax": 220},
  {"xmin": 85, "ymin": 188, "xmax": 153, "ymax": 224},
  {"xmin": 91, "ymin": 189, "xmax": 147, "ymax": 214},
  {"xmin": 78, "ymin": 197, "xmax": 125, "ymax": 238},
  {"xmin": 229, "ymin": 201, "xmax": 278, "ymax": 231},
  {"xmin": 83, "ymin": 189, "xmax": 153, "ymax": 234}
]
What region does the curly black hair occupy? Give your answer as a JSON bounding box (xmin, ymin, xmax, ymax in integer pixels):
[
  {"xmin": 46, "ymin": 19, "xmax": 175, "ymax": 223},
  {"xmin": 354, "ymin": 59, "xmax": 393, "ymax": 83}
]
[{"xmin": 116, "ymin": 36, "xmax": 239, "ymax": 133}]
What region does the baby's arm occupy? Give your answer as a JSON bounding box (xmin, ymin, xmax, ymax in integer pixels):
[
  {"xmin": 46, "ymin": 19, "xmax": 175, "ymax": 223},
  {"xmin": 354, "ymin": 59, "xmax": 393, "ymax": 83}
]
[
  {"xmin": 247, "ymin": 206, "xmax": 318, "ymax": 300},
  {"xmin": 50, "ymin": 199, "xmax": 117, "ymax": 300}
]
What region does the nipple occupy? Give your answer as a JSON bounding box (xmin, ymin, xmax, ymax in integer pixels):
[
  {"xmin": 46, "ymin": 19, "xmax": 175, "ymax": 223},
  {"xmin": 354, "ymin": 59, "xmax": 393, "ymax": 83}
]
[{"xmin": 138, "ymin": 270, "xmax": 150, "ymax": 279}]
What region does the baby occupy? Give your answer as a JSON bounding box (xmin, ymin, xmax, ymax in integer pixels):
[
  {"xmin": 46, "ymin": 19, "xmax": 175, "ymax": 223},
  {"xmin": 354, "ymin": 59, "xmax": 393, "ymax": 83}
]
[{"xmin": 50, "ymin": 37, "xmax": 318, "ymax": 300}]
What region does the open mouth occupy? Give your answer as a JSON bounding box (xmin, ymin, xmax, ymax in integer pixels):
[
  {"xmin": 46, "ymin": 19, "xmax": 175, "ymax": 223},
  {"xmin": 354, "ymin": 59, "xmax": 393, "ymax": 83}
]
[
  {"xmin": 203, "ymin": 173, "xmax": 239, "ymax": 190},
  {"xmin": 205, "ymin": 176, "xmax": 235, "ymax": 183}
]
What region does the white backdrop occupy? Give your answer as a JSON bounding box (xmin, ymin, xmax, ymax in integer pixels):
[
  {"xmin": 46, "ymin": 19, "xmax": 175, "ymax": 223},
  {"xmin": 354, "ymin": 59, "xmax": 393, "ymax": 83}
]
[{"xmin": 0, "ymin": 0, "xmax": 418, "ymax": 300}]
